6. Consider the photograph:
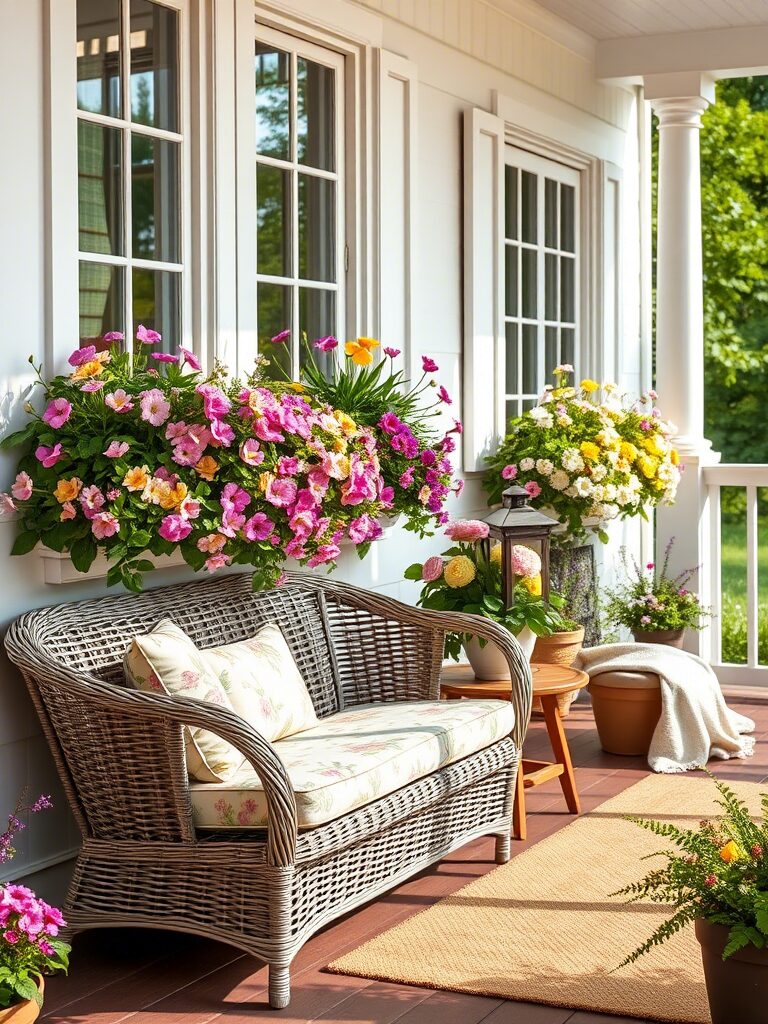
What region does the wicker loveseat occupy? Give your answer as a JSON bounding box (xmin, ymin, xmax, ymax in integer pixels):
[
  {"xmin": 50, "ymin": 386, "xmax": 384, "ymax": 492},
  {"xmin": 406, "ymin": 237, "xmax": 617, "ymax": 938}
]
[{"xmin": 4, "ymin": 571, "xmax": 531, "ymax": 1009}]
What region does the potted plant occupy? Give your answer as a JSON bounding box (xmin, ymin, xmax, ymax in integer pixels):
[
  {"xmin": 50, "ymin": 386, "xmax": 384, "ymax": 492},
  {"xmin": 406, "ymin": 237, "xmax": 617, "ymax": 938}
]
[
  {"xmin": 0, "ymin": 793, "xmax": 70, "ymax": 1021},
  {"xmin": 405, "ymin": 519, "xmax": 567, "ymax": 679},
  {"xmin": 614, "ymin": 773, "xmax": 768, "ymax": 1024},
  {"xmin": 603, "ymin": 539, "xmax": 710, "ymax": 647},
  {"xmin": 484, "ymin": 367, "xmax": 681, "ymax": 646}
]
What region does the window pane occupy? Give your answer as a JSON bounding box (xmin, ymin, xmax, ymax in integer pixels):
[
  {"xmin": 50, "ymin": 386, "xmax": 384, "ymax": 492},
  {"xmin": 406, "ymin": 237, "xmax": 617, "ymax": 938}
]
[
  {"xmin": 505, "ymin": 323, "xmax": 518, "ymax": 395},
  {"xmin": 522, "ymin": 324, "xmax": 537, "ymax": 394},
  {"xmin": 506, "ymin": 399, "xmax": 519, "ymax": 427},
  {"xmin": 545, "ymin": 253, "xmax": 557, "ymax": 320},
  {"xmin": 76, "ymin": 0, "xmax": 121, "ymax": 117},
  {"xmin": 257, "ymin": 164, "xmax": 291, "ymax": 277},
  {"xmin": 79, "ymin": 261, "xmax": 124, "ymax": 346},
  {"xmin": 504, "ymin": 165, "xmax": 518, "ymax": 240},
  {"xmin": 522, "ymin": 397, "xmax": 537, "ymax": 414},
  {"xmin": 521, "ymin": 248, "xmax": 537, "ymax": 319},
  {"xmin": 561, "ymin": 327, "xmax": 575, "ymax": 368},
  {"xmin": 299, "ymin": 288, "xmax": 336, "ymax": 376},
  {"xmin": 545, "ymin": 178, "xmax": 557, "ymax": 248},
  {"xmin": 504, "ymin": 245, "xmax": 518, "ymax": 317},
  {"xmin": 131, "ymin": 135, "xmax": 180, "ymax": 262},
  {"xmin": 130, "ymin": 0, "xmax": 179, "ymax": 132},
  {"xmin": 560, "ymin": 184, "xmax": 575, "ymax": 252},
  {"xmin": 545, "ymin": 326, "xmax": 558, "ymax": 379},
  {"xmin": 521, "ymin": 171, "xmax": 537, "ymax": 244},
  {"xmin": 299, "ymin": 174, "xmax": 335, "ymax": 282},
  {"xmin": 78, "ymin": 120, "xmax": 123, "ymax": 256},
  {"xmin": 560, "ymin": 256, "xmax": 575, "ymax": 322},
  {"xmin": 297, "ymin": 58, "xmax": 335, "ymax": 171},
  {"xmin": 258, "ymin": 283, "xmax": 292, "ymax": 379},
  {"xmin": 255, "ymin": 44, "xmax": 290, "ymax": 161},
  {"xmin": 132, "ymin": 268, "xmax": 180, "ymax": 351}
]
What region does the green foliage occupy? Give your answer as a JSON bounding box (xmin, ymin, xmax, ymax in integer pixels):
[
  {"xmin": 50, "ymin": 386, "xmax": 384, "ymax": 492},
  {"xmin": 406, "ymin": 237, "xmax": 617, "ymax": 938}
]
[{"xmin": 719, "ymin": 594, "xmax": 768, "ymax": 664}]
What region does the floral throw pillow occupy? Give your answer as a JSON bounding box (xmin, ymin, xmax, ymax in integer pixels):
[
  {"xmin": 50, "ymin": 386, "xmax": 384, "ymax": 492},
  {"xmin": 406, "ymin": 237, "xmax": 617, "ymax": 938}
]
[
  {"xmin": 124, "ymin": 619, "xmax": 245, "ymax": 783},
  {"xmin": 204, "ymin": 625, "xmax": 319, "ymax": 742}
]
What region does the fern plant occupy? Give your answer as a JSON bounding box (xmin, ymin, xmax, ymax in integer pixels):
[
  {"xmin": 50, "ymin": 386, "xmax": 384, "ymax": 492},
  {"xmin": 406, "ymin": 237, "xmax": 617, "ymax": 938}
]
[{"xmin": 614, "ymin": 772, "xmax": 768, "ymax": 967}]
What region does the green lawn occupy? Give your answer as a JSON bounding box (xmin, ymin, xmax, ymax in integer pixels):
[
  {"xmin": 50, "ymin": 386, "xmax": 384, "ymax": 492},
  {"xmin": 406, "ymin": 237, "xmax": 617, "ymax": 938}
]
[{"xmin": 719, "ymin": 519, "xmax": 768, "ymax": 663}]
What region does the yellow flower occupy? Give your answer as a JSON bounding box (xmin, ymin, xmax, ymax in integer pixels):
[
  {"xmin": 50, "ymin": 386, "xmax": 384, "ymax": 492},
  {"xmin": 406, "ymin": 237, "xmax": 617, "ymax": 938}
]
[
  {"xmin": 580, "ymin": 379, "xmax": 599, "ymax": 393},
  {"xmin": 258, "ymin": 471, "xmax": 275, "ymax": 493},
  {"xmin": 334, "ymin": 410, "xmax": 357, "ymax": 436},
  {"xmin": 194, "ymin": 455, "xmax": 219, "ymax": 481},
  {"xmin": 620, "ymin": 441, "xmax": 638, "ymax": 462},
  {"xmin": 170, "ymin": 481, "xmax": 188, "ymax": 508},
  {"xmin": 641, "ymin": 435, "xmax": 666, "ymax": 458},
  {"xmin": 288, "ymin": 382, "xmax": 306, "ymax": 393},
  {"xmin": 670, "ymin": 448, "xmax": 680, "ymax": 466},
  {"xmin": 355, "ymin": 336, "xmax": 380, "ymax": 352},
  {"xmin": 490, "ymin": 543, "xmax": 502, "ymax": 564},
  {"xmin": 580, "ymin": 442, "xmax": 600, "ymax": 462},
  {"xmin": 719, "ymin": 840, "xmax": 742, "ymax": 864},
  {"xmin": 53, "ymin": 477, "xmax": 83, "ymax": 503},
  {"xmin": 143, "ymin": 478, "xmax": 171, "ymax": 506},
  {"xmin": 123, "ymin": 466, "xmax": 150, "ymax": 492},
  {"xmin": 345, "ymin": 340, "xmax": 374, "ymax": 366},
  {"xmin": 71, "ymin": 359, "xmax": 105, "ymax": 381},
  {"xmin": 521, "ymin": 574, "xmax": 542, "ymax": 597},
  {"xmin": 156, "ymin": 480, "xmax": 185, "ymax": 510},
  {"xmin": 638, "ymin": 455, "xmax": 658, "ymax": 479},
  {"xmin": 444, "ymin": 555, "xmax": 476, "ymax": 588}
]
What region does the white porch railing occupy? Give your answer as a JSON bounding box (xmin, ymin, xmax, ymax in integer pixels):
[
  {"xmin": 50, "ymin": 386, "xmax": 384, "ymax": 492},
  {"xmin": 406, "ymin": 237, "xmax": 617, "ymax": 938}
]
[{"xmin": 703, "ymin": 464, "xmax": 768, "ymax": 686}]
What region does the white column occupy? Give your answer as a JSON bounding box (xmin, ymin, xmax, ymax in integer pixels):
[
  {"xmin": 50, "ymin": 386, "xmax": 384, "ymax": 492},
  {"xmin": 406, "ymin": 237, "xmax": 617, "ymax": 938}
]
[{"xmin": 645, "ymin": 72, "xmax": 719, "ymax": 656}]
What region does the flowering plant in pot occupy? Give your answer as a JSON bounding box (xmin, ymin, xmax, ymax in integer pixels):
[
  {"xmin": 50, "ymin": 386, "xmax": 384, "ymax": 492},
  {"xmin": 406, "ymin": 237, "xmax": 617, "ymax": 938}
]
[
  {"xmin": 0, "ymin": 794, "xmax": 70, "ymax": 1020},
  {"xmin": 404, "ymin": 519, "xmax": 567, "ymax": 678},
  {"xmin": 603, "ymin": 540, "xmax": 710, "ymax": 647},
  {"xmin": 613, "ymin": 773, "xmax": 768, "ymax": 1024}
]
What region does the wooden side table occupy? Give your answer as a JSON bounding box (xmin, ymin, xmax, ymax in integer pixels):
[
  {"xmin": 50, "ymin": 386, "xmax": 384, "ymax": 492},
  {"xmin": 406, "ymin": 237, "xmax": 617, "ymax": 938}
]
[{"xmin": 441, "ymin": 663, "xmax": 588, "ymax": 841}]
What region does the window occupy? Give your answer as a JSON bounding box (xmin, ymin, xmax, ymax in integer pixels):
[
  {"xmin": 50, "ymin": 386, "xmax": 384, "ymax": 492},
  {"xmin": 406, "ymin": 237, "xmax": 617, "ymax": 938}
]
[
  {"xmin": 254, "ymin": 28, "xmax": 346, "ymax": 379},
  {"xmin": 76, "ymin": 0, "xmax": 184, "ymax": 353},
  {"xmin": 503, "ymin": 147, "xmax": 580, "ymax": 422}
]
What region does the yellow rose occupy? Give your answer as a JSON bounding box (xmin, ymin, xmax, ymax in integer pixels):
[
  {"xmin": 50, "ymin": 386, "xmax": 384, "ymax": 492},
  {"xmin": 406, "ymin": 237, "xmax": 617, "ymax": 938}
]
[
  {"xmin": 638, "ymin": 455, "xmax": 658, "ymax": 479},
  {"xmin": 344, "ymin": 340, "xmax": 374, "ymax": 366},
  {"xmin": 670, "ymin": 448, "xmax": 680, "ymax": 466},
  {"xmin": 719, "ymin": 840, "xmax": 741, "ymax": 864},
  {"xmin": 53, "ymin": 477, "xmax": 83, "ymax": 503},
  {"xmin": 444, "ymin": 555, "xmax": 476, "ymax": 588},
  {"xmin": 258, "ymin": 471, "xmax": 274, "ymax": 493},
  {"xmin": 620, "ymin": 441, "xmax": 638, "ymax": 462},
  {"xmin": 521, "ymin": 574, "xmax": 542, "ymax": 596},
  {"xmin": 122, "ymin": 466, "xmax": 150, "ymax": 492},
  {"xmin": 194, "ymin": 455, "xmax": 219, "ymax": 481},
  {"xmin": 580, "ymin": 379, "xmax": 599, "ymax": 393},
  {"xmin": 580, "ymin": 442, "xmax": 600, "ymax": 462},
  {"xmin": 71, "ymin": 359, "xmax": 105, "ymax": 381}
]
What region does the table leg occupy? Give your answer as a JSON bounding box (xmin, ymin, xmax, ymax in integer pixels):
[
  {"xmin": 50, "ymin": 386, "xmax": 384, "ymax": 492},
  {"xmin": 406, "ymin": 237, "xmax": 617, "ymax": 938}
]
[
  {"xmin": 512, "ymin": 758, "xmax": 527, "ymax": 840},
  {"xmin": 541, "ymin": 694, "xmax": 581, "ymax": 815}
]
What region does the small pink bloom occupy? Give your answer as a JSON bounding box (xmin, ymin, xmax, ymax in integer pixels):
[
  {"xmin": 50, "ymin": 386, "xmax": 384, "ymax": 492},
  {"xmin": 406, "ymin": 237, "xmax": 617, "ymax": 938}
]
[
  {"xmin": 91, "ymin": 511, "xmax": 120, "ymax": 539},
  {"xmin": 704, "ymin": 874, "xmax": 717, "ymax": 887},
  {"xmin": 42, "ymin": 398, "xmax": 72, "ymax": 429},
  {"xmin": 454, "ymin": 479, "xmax": 465, "ymax": 498},
  {"xmin": 103, "ymin": 330, "xmax": 124, "ymax": 342},
  {"xmin": 11, "ymin": 472, "xmax": 33, "ymax": 501},
  {"xmin": 399, "ymin": 466, "xmax": 415, "ymax": 488},
  {"xmin": 313, "ymin": 336, "xmax": 338, "ymax": 352},
  {"xmin": 437, "ymin": 385, "xmax": 452, "ymax": 405},
  {"xmin": 159, "ymin": 514, "xmax": 192, "ymax": 543},
  {"xmin": 136, "ymin": 324, "xmax": 161, "ymax": 345},
  {"xmin": 0, "ymin": 494, "xmax": 16, "ymax": 515},
  {"xmin": 196, "ymin": 383, "xmax": 231, "ymax": 420},
  {"xmin": 60, "ymin": 501, "xmax": 76, "ymax": 521},
  {"xmin": 165, "ymin": 421, "xmax": 188, "ymax": 440},
  {"xmin": 383, "ymin": 347, "xmax": 401, "ymax": 358},
  {"xmin": 104, "ymin": 440, "xmax": 130, "ymax": 458},
  {"xmin": 239, "ymin": 438, "xmax": 264, "ymax": 466},
  {"xmin": 266, "ymin": 477, "xmax": 297, "ymax": 508},
  {"xmin": 647, "ymin": 562, "xmax": 655, "ymax": 570},
  {"xmin": 3, "ymin": 930, "xmax": 18, "ymax": 945},
  {"xmin": 422, "ymin": 556, "xmax": 443, "ymax": 582},
  {"xmin": 243, "ymin": 512, "xmax": 273, "ymax": 542},
  {"xmin": 106, "ymin": 488, "xmax": 121, "ymax": 501},
  {"xmin": 209, "ymin": 418, "xmax": 235, "ymax": 447},
  {"xmin": 444, "ymin": 519, "xmax": 489, "ymax": 542},
  {"xmin": 640, "ymin": 420, "xmax": 651, "ymax": 431},
  {"xmin": 38, "ymin": 939, "xmax": 55, "ymax": 957},
  {"xmin": 35, "ymin": 443, "xmax": 64, "ymax": 468},
  {"xmin": 204, "ymin": 552, "xmax": 231, "ymax": 572},
  {"xmin": 277, "ymin": 456, "xmax": 300, "ymax": 477},
  {"xmin": 640, "ymin": 615, "xmax": 651, "ymax": 625},
  {"xmin": 79, "ymin": 484, "xmax": 105, "ymax": 520},
  {"xmin": 270, "ymin": 329, "xmax": 290, "ymax": 344},
  {"xmin": 105, "ymin": 389, "xmax": 134, "ymax": 413},
  {"xmin": 80, "ymin": 380, "xmax": 105, "ymax": 392},
  {"xmin": 524, "ymin": 480, "xmax": 541, "ymax": 499},
  {"xmin": 421, "ymin": 356, "xmax": 439, "ymax": 373},
  {"xmin": 179, "ymin": 496, "xmax": 201, "ymax": 521},
  {"xmin": 68, "ymin": 345, "xmax": 96, "ymax": 366},
  {"xmin": 139, "ymin": 388, "xmax": 171, "ymax": 427},
  {"xmin": 179, "ymin": 346, "xmax": 201, "ymax": 370},
  {"xmin": 501, "ymin": 464, "xmax": 518, "ymax": 480},
  {"xmin": 150, "ymin": 352, "xmax": 178, "ymax": 363}
]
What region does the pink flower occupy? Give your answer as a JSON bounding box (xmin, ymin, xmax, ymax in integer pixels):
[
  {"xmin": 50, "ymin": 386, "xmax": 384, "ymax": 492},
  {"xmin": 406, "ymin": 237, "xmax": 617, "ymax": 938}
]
[
  {"xmin": 196, "ymin": 383, "xmax": 231, "ymax": 420},
  {"xmin": 437, "ymin": 385, "xmax": 452, "ymax": 405},
  {"xmin": 204, "ymin": 552, "xmax": 231, "ymax": 572},
  {"xmin": 399, "ymin": 466, "xmax": 415, "ymax": 488},
  {"xmin": 378, "ymin": 412, "xmax": 403, "ymax": 435},
  {"xmin": 277, "ymin": 456, "xmax": 300, "ymax": 477},
  {"xmin": 165, "ymin": 421, "xmax": 188, "ymax": 440},
  {"xmin": 704, "ymin": 874, "xmax": 717, "ymax": 888},
  {"xmin": 59, "ymin": 501, "xmax": 76, "ymax": 521},
  {"xmin": 307, "ymin": 468, "xmax": 330, "ymax": 499},
  {"xmin": 139, "ymin": 388, "xmax": 171, "ymax": 427},
  {"xmin": 444, "ymin": 519, "xmax": 489, "ymax": 542},
  {"xmin": 640, "ymin": 615, "xmax": 651, "ymax": 625},
  {"xmin": 136, "ymin": 324, "xmax": 161, "ymax": 345},
  {"xmin": 80, "ymin": 380, "xmax": 105, "ymax": 392},
  {"xmin": 106, "ymin": 488, "xmax": 121, "ymax": 501},
  {"xmin": 91, "ymin": 511, "xmax": 120, "ymax": 539},
  {"xmin": 454, "ymin": 479, "xmax": 465, "ymax": 498},
  {"xmin": 103, "ymin": 331, "xmax": 124, "ymax": 342},
  {"xmin": 11, "ymin": 472, "xmax": 33, "ymax": 501},
  {"xmin": 252, "ymin": 416, "xmax": 284, "ymax": 443},
  {"xmin": 383, "ymin": 347, "xmax": 401, "ymax": 358},
  {"xmin": 422, "ymin": 556, "xmax": 443, "ymax": 582},
  {"xmin": 42, "ymin": 398, "xmax": 72, "ymax": 429},
  {"xmin": 524, "ymin": 480, "xmax": 542, "ymax": 498},
  {"xmin": 210, "ymin": 418, "xmax": 235, "ymax": 447},
  {"xmin": 3, "ymin": 930, "xmax": 18, "ymax": 945},
  {"xmin": 158, "ymin": 514, "xmax": 192, "ymax": 543},
  {"xmin": 313, "ymin": 336, "xmax": 338, "ymax": 351},
  {"xmin": 501, "ymin": 464, "xmax": 517, "ymax": 480},
  {"xmin": 68, "ymin": 345, "xmax": 96, "ymax": 366},
  {"xmin": 220, "ymin": 483, "xmax": 251, "ymax": 514},
  {"xmin": 270, "ymin": 329, "xmax": 290, "ymax": 344},
  {"xmin": 239, "ymin": 438, "xmax": 264, "ymax": 467},
  {"xmin": 646, "ymin": 562, "xmax": 655, "ymax": 570},
  {"xmin": 35, "ymin": 443, "xmax": 64, "ymax": 468},
  {"xmin": 105, "ymin": 389, "xmax": 134, "ymax": 413},
  {"xmin": 348, "ymin": 514, "xmax": 383, "ymax": 544},
  {"xmin": 306, "ymin": 543, "xmax": 341, "ymax": 567},
  {"xmin": 79, "ymin": 485, "xmax": 105, "ymax": 520},
  {"xmin": 640, "ymin": 420, "xmax": 651, "ymax": 431},
  {"xmin": 38, "ymin": 939, "xmax": 55, "ymax": 957},
  {"xmin": 197, "ymin": 533, "xmax": 227, "ymax": 554},
  {"xmin": 243, "ymin": 512, "xmax": 273, "ymax": 542},
  {"xmin": 150, "ymin": 352, "xmax": 179, "ymax": 363},
  {"xmin": 104, "ymin": 441, "xmax": 130, "ymax": 458},
  {"xmin": 179, "ymin": 346, "xmax": 201, "ymax": 370},
  {"xmin": 179, "ymin": 496, "xmax": 200, "ymax": 520},
  {"xmin": 0, "ymin": 494, "xmax": 16, "ymax": 515},
  {"xmin": 266, "ymin": 477, "xmax": 297, "ymax": 508},
  {"xmin": 510, "ymin": 544, "xmax": 541, "ymax": 577},
  {"xmin": 421, "ymin": 356, "xmax": 439, "ymax": 373}
]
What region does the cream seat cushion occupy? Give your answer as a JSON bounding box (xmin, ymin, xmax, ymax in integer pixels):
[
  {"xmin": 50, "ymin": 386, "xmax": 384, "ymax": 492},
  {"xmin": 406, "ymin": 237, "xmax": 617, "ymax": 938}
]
[{"xmin": 191, "ymin": 698, "xmax": 515, "ymax": 830}]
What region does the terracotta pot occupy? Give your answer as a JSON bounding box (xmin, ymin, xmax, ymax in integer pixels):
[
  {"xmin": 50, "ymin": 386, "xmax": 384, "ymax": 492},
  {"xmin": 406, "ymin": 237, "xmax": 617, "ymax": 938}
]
[
  {"xmin": 532, "ymin": 627, "xmax": 585, "ymax": 667},
  {"xmin": 696, "ymin": 918, "xmax": 768, "ymax": 1024},
  {"xmin": 0, "ymin": 978, "xmax": 43, "ymax": 1024},
  {"xmin": 589, "ymin": 681, "xmax": 662, "ymax": 755},
  {"xmin": 632, "ymin": 628, "xmax": 685, "ymax": 648},
  {"xmin": 464, "ymin": 627, "xmax": 536, "ymax": 680}
]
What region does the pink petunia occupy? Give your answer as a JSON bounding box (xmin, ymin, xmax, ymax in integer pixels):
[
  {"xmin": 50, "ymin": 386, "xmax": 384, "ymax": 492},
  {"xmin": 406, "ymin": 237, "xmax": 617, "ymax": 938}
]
[
  {"xmin": 399, "ymin": 466, "xmax": 415, "ymax": 488},
  {"xmin": 165, "ymin": 421, "xmax": 188, "ymax": 440},
  {"xmin": 444, "ymin": 519, "xmax": 489, "ymax": 542},
  {"xmin": 209, "ymin": 418, "xmax": 235, "ymax": 447},
  {"xmin": 437, "ymin": 385, "xmax": 452, "ymax": 405},
  {"xmin": 91, "ymin": 511, "xmax": 120, "ymax": 539},
  {"xmin": 179, "ymin": 496, "xmax": 201, "ymax": 521},
  {"xmin": 79, "ymin": 485, "xmax": 105, "ymax": 520},
  {"xmin": 196, "ymin": 383, "xmax": 231, "ymax": 421},
  {"xmin": 68, "ymin": 345, "xmax": 97, "ymax": 367},
  {"xmin": 150, "ymin": 352, "xmax": 179, "ymax": 363},
  {"xmin": 103, "ymin": 440, "xmax": 130, "ymax": 458},
  {"xmin": 270, "ymin": 329, "xmax": 290, "ymax": 344},
  {"xmin": 158, "ymin": 514, "xmax": 192, "ymax": 543},
  {"xmin": 106, "ymin": 488, "xmax": 121, "ymax": 501},
  {"xmin": 0, "ymin": 494, "xmax": 16, "ymax": 515},
  {"xmin": 204, "ymin": 552, "xmax": 232, "ymax": 572},
  {"xmin": 421, "ymin": 356, "xmax": 439, "ymax": 373},
  {"xmin": 239, "ymin": 438, "xmax": 264, "ymax": 467},
  {"xmin": 136, "ymin": 324, "xmax": 161, "ymax": 345},
  {"xmin": 277, "ymin": 455, "xmax": 300, "ymax": 477},
  {"xmin": 243, "ymin": 512, "xmax": 273, "ymax": 542},
  {"xmin": 313, "ymin": 336, "xmax": 338, "ymax": 351},
  {"xmin": 422, "ymin": 556, "xmax": 444, "ymax": 582},
  {"xmin": 42, "ymin": 398, "xmax": 72, "ymax": 429},
  {"xmin": 306, "ymin": 543, "xmax": 341, "ymax": 567},
  {"xmin": 502, "ymin": 464, "xmax": 518, "ymax": 480},
  {"xmin": 139, "ymin": 388, "xmax": 171, "ymax": 427},
  {"xmin": 265, "ymin": 477, "xmax": 297, "ymax": 508},
  {"xmin": 80, "ymin": 380, "xmax": 105, "ymax": 392},
  {"xmin": 11, "ymin": 472, "xmax": 33, "ymax": 501},
  {"xmin": 524, "ymin": 480, "xmax": 542, "ymax": 498},
  {"xmin": 59, "ymin": 501, "xmax": 76, "ymax": 521},
  {"xmin": 383, "ymin": 347, "xmax": 401, "ymax": 358},
  {"xmin": 105, "ymin": 389, "xmax": 134, "ymax": 413},
  {"xmin": 179, "ymin": 346, "xmax": 201, "ymax": 370},
  {"xmin": 103, "ymin": 331, "xmax": 124, "ymax": 342},
  {"xmin": 35, "ymin": 443, "xmax": 64, "ymax": 468}
]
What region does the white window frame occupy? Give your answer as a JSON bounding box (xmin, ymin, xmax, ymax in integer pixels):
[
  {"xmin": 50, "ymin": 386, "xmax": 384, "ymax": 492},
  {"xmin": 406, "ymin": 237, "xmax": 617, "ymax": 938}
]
[
  {"xmin": 254, "ymin": 25, "xmax": 346, "ymax": 376},
  {"xmin": 44, "ymin": 0, "xmax": 197, "ymax": 370}
]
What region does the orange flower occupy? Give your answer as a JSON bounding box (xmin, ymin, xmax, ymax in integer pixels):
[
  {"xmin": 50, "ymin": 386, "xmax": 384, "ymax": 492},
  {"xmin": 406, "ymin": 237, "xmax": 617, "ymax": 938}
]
[
  {"xmin": 719, "ymin": 840, "xmax": 741, "ymax": 863},
  {"xmin": 355, "ymin": 336, "xmax": 379, "ymax": 352},
  {"xmin": 71, "ymin": 359, "xmax": 105, "ymax": 381},
  {"xmin": 123, "ymin": 466, "xmax": 150, "ymax": 492},
  {"xmin": 194, "ymin": 455, "xmax": 219, "ymax": 481},
  {"xmin": 53, "ymin": 477, "xmax": 83, "ymax": 504},
  {"xmin": 345, "ymin": 340, "xmax": 374, "ymax": 366}
]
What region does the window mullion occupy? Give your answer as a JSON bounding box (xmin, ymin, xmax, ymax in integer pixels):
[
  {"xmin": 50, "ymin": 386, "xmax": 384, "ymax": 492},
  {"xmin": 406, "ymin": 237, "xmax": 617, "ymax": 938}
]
[
  {"xmin": 536, "ymin": 173, "xmax": 546, "ymax": 396},
  {"xmin": 290, "ymin": 50, "xmax": 300, "ymax": 377},
  {"xmin": 121, "ymin": 0, "xmax": 133, "ymax": 354}
]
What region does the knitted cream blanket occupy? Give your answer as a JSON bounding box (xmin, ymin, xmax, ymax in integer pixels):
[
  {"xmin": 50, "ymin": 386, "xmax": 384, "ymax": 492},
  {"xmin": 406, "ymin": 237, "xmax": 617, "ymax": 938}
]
[{"xmin": 575, "ymin": 643, "xmax": 755, "ymax": 773}]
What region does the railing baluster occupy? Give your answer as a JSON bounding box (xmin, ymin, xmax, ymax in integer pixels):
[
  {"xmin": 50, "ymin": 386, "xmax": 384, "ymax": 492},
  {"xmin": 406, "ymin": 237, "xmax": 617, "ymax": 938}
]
[
  {"xmin": 746, "ymin": 484, "xmax": 759, "ymax": 669},
  {"xmin": 707, "ymin": 481, "xmax": 722, "ymax": 665}
]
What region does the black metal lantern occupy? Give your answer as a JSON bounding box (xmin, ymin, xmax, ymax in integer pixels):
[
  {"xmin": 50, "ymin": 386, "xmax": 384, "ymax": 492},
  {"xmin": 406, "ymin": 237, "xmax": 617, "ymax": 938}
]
[{"xmin": 481, "ymin": 485, "xmax": 558, "ymax": 608}]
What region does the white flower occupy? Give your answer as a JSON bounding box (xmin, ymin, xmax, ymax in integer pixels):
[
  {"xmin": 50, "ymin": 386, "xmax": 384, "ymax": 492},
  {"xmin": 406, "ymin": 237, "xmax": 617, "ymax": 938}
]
[
  {"xmin": 628, "ymin": 474, "xmax": 642, "ymax": 492},
  {"xmin": 555, "ymin": 364, "xmax": 574, "ymax": 374},
  {"xmin": 602, "ymin": 483, "xmax": 617, "ymax": 501},
  {"xmin": 556, "ymin": 415, "xmax": 572, "ymax": 427},
  {"xmin": 605, "ymin": 449, "xmax": 619, "ymax": 467},
  {"xmin": 573, "ymin": 476, "xmax": 594, "ymax": 497},
  {"xmin": 591, "ymin": 464, "xmax": 607, "ymax": 482},
  {"xmin": 528, "ymin": 407, "xmax": 553, "ymax": 428},
  {"xmin": 603, "ymin": 503, "xmax": 619, "ymax": 520},
  {"xmin": 564, "ymin": 485, "xmax": 577, "ymax": 498},
  {"xmin": 550, "ymin": 469, "xmax": 570, "ymax": 491},
  {"xmin": 535, "ymin": 458, "xmax": 554, "ymax": 476},
  {"xmin": 561, "ymin": 448, "xmax": 584, "ymax": 473},
  {"xmin": 520, "ymin": 457, "xmax": 535, "ymax": 471}
]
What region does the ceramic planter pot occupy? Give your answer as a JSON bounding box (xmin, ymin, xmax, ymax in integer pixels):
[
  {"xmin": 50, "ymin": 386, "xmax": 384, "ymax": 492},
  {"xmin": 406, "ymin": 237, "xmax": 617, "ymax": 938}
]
[
  {"xmin": 632, "ymin": 628, "xmax": 685, "ymax": 648},
  {"xmin": 532, "ymin": 626, "xmax": 585, "ymax": 668},
  {"xmin": 0, "ymin": 979, "xmax": 43, "ymax": 1024},
  {"xmin": 464, "ymin": 627, "xmax": 536, "ymax": 680},
  {"xmin": 696, "ymin": 918, "xmax": 768, "ymax": 1024},
  {"xmin": 589, "ymin": 676, "xmax": 662, "ymax": 755}
]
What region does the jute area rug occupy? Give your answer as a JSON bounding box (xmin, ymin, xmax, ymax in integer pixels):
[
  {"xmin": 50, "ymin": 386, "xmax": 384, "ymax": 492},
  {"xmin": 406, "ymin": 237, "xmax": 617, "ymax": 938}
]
[{"xmin": 328, "ymin": 774, "xmax": 765, "ymax": 1023}]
